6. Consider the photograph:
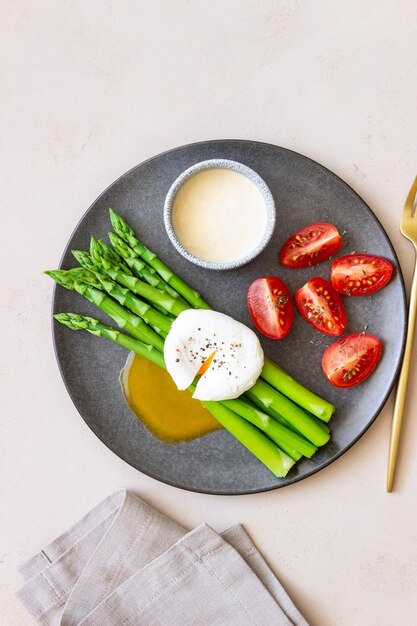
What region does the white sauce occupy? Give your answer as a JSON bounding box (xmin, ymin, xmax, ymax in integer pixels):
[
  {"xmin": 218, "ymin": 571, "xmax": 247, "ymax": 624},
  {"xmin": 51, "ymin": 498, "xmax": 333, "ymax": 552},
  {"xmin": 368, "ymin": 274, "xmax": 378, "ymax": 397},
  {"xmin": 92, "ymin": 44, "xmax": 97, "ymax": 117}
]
[{"xmin": 171, "ymin": 168, "xmax": 268, "ymax": 263}]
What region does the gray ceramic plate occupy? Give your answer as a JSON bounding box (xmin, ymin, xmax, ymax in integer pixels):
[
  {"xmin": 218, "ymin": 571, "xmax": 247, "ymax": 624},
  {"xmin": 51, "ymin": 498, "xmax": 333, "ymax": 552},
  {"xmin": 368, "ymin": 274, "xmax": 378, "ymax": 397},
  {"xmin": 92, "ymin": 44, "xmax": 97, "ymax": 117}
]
[{"xmin": 53, "ymin": 140, "xmax": 406, "ymax": 495}]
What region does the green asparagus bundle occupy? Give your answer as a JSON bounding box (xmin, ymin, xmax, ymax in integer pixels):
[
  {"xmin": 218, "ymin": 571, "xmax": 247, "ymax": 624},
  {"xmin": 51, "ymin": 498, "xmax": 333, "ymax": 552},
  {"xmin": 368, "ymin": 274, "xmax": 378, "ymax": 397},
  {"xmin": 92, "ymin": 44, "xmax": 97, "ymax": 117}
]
[
  {"xmin": 48, "ymin": 265, "xmax": 329, "ymax": 448},
  {"xmin": 47, "ymin": 209, "xmax": 335, "ymax": 478}
]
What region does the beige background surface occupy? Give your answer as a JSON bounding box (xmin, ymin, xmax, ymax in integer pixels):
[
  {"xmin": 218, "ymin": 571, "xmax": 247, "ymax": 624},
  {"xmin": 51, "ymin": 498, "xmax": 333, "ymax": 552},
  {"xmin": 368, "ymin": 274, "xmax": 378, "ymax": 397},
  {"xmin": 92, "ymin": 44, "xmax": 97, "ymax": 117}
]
[{"xmin": 2, "ymin": 1, "xmax": 417, "ymax": 624}]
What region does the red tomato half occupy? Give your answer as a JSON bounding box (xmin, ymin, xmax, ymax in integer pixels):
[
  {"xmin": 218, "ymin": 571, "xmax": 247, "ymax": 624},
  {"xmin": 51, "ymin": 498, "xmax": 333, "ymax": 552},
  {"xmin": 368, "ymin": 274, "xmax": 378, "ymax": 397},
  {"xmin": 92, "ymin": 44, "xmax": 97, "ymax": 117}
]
[
  {"xmin": 295, "ymin": 277, "xmax": 346, "ymax": 336},
  {"xmin": 280, "ymin": 223, "xmax": 342, "ymax": 268},
  {"xmin": 330, "ymin": 254, "xmax": 393, "ymax": 296},
  {"xmin": 247, "ymin": 276, "xmax": 294, "ymax": 339},
  {"xmin": 322, "ymin": 333, "xmax": 382, "ymax": 388}
]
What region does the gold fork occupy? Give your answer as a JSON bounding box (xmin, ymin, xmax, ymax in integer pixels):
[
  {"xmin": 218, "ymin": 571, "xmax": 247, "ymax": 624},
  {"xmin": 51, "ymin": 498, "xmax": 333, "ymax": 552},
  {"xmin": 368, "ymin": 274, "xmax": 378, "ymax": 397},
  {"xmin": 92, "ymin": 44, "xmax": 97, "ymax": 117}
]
[{"xmin": 387, "ymin": 176, "xmax": 417, "ymax": 492}]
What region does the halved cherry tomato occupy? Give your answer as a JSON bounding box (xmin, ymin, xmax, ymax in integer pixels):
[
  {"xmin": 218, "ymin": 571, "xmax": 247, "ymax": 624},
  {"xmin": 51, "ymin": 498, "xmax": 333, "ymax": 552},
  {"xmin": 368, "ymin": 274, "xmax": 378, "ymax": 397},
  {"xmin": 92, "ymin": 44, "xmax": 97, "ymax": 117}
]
[
  {"xmin": 330, "ymin": 254, "xmax": 393, "ymax": 296},
  {"xmin": 280, "ymin": 223, "xmax": 342, "ymax": 268},
  {"xmin": 295, "ymin": 277, "xmax": 346, "ymax": 336},
  {"xmin": 247, "ymin": 276, "xmax": 294, "ymax": 339},
  {"xmin": 322, "ymin": 333, "xmax": 382, "ymax": 388}
]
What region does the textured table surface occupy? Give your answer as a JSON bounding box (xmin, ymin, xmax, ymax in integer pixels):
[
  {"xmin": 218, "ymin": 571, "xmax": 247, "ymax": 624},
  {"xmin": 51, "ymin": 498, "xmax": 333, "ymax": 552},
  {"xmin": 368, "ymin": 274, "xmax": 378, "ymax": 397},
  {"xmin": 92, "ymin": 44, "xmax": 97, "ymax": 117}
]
[{"xmin": 2, "ymin": 2, "xmax": 417, "ymax": 624}]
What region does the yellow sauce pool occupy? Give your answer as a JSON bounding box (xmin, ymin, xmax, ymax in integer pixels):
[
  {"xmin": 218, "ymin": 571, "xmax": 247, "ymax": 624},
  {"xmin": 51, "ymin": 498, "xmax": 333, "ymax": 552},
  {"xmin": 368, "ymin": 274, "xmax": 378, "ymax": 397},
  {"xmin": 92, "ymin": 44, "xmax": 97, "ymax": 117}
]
[{"xmin": 120, "ymin": 353, "xmax": 222, "ymax": 443}]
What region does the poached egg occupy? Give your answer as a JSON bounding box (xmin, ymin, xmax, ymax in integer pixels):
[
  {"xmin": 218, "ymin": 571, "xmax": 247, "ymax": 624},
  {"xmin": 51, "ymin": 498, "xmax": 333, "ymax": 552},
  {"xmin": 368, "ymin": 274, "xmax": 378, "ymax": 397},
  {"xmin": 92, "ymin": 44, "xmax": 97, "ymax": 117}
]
[{"xmin": 164, "ymin": 309, "xmax": 264, "ymax": 401}]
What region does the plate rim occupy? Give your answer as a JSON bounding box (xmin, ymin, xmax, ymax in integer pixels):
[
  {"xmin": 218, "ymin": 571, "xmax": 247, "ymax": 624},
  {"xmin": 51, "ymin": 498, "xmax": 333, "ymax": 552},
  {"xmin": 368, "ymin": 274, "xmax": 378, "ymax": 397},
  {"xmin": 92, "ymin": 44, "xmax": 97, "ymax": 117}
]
[{"xmin": 51, "ymin": 138, "xmax": 408, "ymax": 495}]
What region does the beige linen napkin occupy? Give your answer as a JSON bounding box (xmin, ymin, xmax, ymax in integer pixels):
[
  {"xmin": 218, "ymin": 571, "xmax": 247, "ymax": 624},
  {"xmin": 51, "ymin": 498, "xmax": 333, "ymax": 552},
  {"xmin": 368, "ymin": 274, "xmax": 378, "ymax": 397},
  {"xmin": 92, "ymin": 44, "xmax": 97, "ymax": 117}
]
[{"xmin": 17, "ymin": 489, "xmax": 309, "ymax": 626}]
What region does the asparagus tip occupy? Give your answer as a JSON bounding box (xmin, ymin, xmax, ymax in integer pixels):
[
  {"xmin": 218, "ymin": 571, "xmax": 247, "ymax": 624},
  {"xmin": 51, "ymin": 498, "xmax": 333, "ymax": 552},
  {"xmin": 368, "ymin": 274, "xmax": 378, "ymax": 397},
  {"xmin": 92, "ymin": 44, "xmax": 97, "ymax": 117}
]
[
  {"xmin": 109, "ymin": 207, "xmax": 118, "ymax": 224},
  {"xmin": 89, "ymin": 236, "xmax": 98, "ymax": 255},
  {"xmin": 72, "ymin": 250, "xmax": 92, "ymax": 267},
  {"xmin": 44, "ymin": 269, "xmax": 70, "ymax": 287},
  {"xmin": 54, "ymin": 312, "xmax": 101, "ymax": 330},
  {"xmin": 54, "ymin": 312, "xmax": 74, "ymax": 325}
]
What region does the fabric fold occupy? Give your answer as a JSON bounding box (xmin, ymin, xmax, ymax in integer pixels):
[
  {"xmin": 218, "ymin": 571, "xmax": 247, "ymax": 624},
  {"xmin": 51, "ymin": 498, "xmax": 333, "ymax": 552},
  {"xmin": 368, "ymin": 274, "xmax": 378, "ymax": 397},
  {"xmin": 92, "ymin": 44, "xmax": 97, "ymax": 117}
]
[{"xmin": 17, "ymin": 490, "xmax": 308, "ymax": 626}]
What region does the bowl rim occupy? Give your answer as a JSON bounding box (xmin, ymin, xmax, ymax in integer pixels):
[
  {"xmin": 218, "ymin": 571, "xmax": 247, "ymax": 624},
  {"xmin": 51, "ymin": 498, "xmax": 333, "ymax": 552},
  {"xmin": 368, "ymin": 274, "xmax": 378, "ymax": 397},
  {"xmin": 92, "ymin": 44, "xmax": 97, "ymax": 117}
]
[{"xmin": 163, "ymin": 158, "xmax": 276, "ymax": 270}]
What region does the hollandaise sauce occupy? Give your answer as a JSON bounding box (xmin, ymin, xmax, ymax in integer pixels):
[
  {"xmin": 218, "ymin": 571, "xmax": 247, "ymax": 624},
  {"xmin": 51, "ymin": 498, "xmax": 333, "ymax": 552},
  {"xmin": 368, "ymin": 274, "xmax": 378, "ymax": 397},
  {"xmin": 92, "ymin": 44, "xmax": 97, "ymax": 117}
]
[
  {"xmin": 120, "ymin": 353, "xmax": 223, "ymax": 443},
  {"xmin": 171, "ymin": 167, "xmax": 268, "ymax": 264}
]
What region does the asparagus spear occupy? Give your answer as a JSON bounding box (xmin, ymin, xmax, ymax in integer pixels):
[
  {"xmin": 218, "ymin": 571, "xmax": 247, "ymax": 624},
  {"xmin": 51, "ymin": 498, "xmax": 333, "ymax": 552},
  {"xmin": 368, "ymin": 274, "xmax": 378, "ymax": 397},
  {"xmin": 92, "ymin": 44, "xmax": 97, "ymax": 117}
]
[
  {"xmin": 261, "ymin": 358, "xmax": 334, "ymax": 422},
  {"xmin": 45, "ymin": 269, "xmax": 164, "ymax": 351},
  {"xmin": 251, "ymin": 400, "xmax": 330, "ymax": 436},
  {"xmin": 73, "ymin": 258, "xmax": 188, "ymax": 319},
  {"xmin": 109, "ymin": 208, "xmax": 211, "ymax": 310},
  {"xmin": 80, "ymin": 239, "xmax": 170, "ymax": 317},
  {"xmin": 90, "ymin": 237, "xmax": 132, "ymax": 275},
  {"xmin": 108, "ymin": 232, "xmax": 185, "ymax": 300},
  {"xmin": 79, "ymin": 268, "xmax": 173, "ymax": 335},
  {"xmin": 91, "ymin": 259, "xmax": 188, "ymax": 318},
  {"xmin": 222, "ymin": 397, "xmax": 315, "ymax": 459},
  {"xmin": 199, "ymin": 401, "xmax": 295, "ymax": 477},
  {"xmin": 55, "ymin": 313, "xmax": 166, "ymax": 368},
  {"xmin": 54, "ymin": 313, "xmax": 296, "ymax": 477},
  {"xmin": 247, "ymin": 378, "xmax": 329, "ymax": 447},
  {"xmin": 72, "ymin": 250, "xmax": 98, "ymax": 271}
]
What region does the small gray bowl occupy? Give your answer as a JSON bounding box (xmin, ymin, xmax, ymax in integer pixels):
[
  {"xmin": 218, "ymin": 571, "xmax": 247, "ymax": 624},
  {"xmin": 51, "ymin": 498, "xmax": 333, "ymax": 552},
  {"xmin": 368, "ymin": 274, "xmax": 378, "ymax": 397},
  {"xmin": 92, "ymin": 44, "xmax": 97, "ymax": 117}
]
[{"xmin": 163, "ymin": 159, "xmax": 276, "ymax": 270}]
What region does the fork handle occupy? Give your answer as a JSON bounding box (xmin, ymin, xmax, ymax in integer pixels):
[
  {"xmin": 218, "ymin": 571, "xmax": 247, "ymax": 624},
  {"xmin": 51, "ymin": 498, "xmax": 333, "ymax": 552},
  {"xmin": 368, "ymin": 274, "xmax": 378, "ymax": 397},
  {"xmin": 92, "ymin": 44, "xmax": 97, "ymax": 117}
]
[{"xmin": 387, "ymin": 256, "xmax": 417, "ymax": 492}]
